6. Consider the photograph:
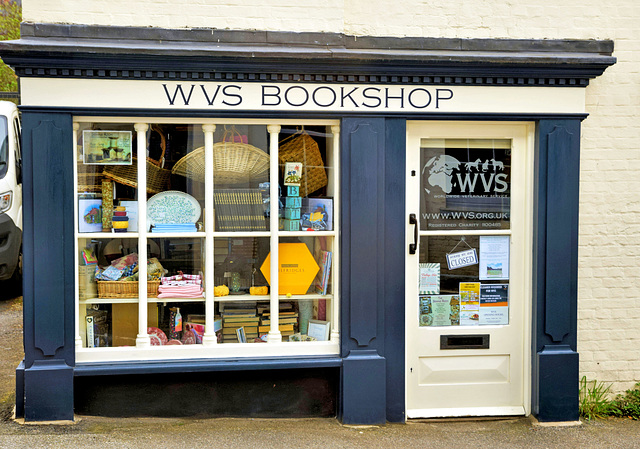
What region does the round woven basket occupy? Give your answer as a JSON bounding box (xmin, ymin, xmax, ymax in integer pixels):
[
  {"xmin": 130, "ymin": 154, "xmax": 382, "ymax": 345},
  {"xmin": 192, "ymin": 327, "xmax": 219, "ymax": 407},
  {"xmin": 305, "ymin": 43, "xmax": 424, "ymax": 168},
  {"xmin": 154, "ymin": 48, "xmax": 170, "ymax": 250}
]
[{"xmin": 172, "ymin": 141, "xmax": 270, "ymax": 185}]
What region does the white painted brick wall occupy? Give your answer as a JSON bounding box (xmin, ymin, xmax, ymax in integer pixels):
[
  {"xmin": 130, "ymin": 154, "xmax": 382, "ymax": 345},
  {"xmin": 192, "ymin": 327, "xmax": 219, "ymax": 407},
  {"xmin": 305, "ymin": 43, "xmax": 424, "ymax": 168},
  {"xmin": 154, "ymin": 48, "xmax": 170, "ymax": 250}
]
[{"xmin": 21, "ymin": 1, "xmax": 640, "ymax": 394}]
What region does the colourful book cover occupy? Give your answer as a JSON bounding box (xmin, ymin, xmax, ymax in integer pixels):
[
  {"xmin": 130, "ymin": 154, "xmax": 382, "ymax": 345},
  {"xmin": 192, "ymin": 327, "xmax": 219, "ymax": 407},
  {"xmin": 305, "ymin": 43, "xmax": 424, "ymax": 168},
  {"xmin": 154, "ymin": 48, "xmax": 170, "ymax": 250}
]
[{"xmin": 314, "ymin": 250, "xmax": 332, "ymax": 295}]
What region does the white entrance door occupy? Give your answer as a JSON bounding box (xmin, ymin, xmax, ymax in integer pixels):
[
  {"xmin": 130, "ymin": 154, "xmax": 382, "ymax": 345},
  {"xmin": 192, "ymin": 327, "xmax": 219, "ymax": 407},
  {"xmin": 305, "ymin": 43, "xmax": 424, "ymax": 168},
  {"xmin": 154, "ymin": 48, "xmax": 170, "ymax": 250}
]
[{"xmin": 405, "ymin": 121, "xmax": 533, "ymax": 419}]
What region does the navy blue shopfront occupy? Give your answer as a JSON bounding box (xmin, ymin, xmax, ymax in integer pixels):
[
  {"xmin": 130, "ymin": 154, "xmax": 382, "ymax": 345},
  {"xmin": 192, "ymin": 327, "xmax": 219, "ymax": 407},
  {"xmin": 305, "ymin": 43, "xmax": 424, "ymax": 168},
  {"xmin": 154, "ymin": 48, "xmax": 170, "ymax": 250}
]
[{"xmin": 0, "ymin": 25, "xmax": 615, "ymax": 423}]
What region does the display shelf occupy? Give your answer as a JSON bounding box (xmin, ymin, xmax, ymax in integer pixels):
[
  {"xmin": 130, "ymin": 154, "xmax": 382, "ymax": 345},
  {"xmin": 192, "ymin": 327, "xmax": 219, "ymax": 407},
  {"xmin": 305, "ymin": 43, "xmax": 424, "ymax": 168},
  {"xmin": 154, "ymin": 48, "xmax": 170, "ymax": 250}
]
[
  {"xmin": 214, "ymin": 294, "xmax": 333, "ymax": 302},
  {"xmin": 212, "ymin": 231, "xmax": 271, "ymax": 238},
  {"xmin": 278, "ymin": 231, "xmax": 336, "ymax": 237},
  {"xmin": 77, "ymin": 232, "xmax": 140, "ymax": 239},
  {"xmin": 81, "ymin": 297, "xmax": 206, "ymax": 305},
  {"xmin": 147, "ymin": 232, "xmax": 206, "ymax": 238}
]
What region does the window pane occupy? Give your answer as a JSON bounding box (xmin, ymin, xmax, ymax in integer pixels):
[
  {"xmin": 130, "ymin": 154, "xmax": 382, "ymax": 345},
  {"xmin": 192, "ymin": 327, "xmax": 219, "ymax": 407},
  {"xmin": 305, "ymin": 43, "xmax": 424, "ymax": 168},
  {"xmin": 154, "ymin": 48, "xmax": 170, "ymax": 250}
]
[
  {"xmin": 420, "ymin": 138, "xmax": 511, "ymax": 231},
  {"xmin": 418, "ymin": 235, "xmax": 509, "ymax": 327}
]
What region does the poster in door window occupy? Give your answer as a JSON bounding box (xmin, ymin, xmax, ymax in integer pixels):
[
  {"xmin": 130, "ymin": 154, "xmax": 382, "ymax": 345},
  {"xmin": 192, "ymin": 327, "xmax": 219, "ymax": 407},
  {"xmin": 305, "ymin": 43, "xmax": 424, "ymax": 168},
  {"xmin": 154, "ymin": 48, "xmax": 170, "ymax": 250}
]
[
  {"xmin": 419, "ymin": 295, "xmax": 459, "ymax": 326},
  {"xmin": 480, "ymin": 284, "xmax": 509, "ymax": 325},
  {"xmin": 479, "ymin": 235, "xmax": 510, "ymax": 280},
  {"xmin": 419, "ymin": 263, "xmax": 440, "ymax": 294},
  {"xmin": 459, "ymin": 282, "xmax": 480, "ymax": 326}
]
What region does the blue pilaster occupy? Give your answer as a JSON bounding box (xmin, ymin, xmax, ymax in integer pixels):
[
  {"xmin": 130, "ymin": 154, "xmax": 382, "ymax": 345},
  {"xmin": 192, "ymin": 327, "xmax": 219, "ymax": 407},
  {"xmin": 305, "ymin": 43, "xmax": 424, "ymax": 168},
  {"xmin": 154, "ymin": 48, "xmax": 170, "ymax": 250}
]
[
  {"xmin": 532, "ymin": 119, "xmax": 581, "ymax": 422},
  {"xmin": 20, "ymin": 111, "xmax": 75, "ymax": 421},
  {"xmin": 339, "ymin": 117, "xmax": 405, "ymax": 424}
]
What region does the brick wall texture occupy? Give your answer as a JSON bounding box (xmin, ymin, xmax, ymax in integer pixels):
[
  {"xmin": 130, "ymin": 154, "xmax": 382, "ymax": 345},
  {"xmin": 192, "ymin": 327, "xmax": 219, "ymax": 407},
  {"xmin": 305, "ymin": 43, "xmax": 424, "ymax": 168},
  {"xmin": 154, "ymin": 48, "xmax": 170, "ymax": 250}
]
[{"xmin": 23, "ymin": 1, "xmax": 640, "ymax": 393}]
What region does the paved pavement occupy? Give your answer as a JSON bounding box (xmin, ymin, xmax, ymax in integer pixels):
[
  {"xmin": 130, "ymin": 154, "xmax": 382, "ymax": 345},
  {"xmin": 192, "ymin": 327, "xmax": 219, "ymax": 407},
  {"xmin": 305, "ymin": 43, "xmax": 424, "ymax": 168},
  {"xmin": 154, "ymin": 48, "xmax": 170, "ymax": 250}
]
[{"xmin": 1, "ymin": 294, "xmax": 639, "ymax": 448}]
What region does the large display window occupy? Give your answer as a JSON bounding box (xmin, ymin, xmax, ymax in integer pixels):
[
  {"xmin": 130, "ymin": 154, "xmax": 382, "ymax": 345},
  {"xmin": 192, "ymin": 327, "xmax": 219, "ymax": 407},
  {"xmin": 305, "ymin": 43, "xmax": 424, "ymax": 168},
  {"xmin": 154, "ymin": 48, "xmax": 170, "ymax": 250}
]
[{"xmin": 74, "ymin": 118, "xmax": 340, "ymax": 361}]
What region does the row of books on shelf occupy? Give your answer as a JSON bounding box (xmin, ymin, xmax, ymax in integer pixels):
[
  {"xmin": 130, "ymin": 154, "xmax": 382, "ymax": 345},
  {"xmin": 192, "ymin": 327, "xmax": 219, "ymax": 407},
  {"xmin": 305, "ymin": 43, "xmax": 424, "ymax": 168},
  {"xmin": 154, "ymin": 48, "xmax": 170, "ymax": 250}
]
[{"xmin": 214, "ymin": 189, "xmax": 267, "ymax": 232}]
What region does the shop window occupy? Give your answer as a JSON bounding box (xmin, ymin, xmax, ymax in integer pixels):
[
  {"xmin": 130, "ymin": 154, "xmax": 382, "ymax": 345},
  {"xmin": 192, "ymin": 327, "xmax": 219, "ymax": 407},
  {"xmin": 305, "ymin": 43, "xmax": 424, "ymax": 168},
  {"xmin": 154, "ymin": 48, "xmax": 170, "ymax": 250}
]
[{"xmin": 74, "ymin": 119, "xmax": 340, "ymax": 361}]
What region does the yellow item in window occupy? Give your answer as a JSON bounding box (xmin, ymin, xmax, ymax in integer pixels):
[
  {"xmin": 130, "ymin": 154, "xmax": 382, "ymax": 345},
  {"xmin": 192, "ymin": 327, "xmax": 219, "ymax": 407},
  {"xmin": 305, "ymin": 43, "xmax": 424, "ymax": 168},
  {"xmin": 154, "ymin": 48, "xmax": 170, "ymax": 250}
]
[
  {"xmin": 111, "ymin": 221, "xmax": 128, "ymax": 229},
  {"xmin": 214, "ymin": 285, "xmax": 229, "ymax": 297},
  {"xmin": 250, "ymin": 286, "xmax": 268, "ymax": 295}
]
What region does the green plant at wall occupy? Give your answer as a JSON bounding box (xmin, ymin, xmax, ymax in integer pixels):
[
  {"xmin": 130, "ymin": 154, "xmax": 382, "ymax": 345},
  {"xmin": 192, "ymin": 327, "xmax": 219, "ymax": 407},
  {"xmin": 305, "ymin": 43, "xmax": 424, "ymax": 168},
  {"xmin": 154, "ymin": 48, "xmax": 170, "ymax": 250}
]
[
  {"xmin": 0, "ymin": 0, "xmax": 21, "ymax": 92},
  {"xmin": 610, "ymin": 382, "xmax": 640, "ymax": 420},
  {"xmin": 579, "ymin": 376, "xmax": 614, "ymax": 420}
]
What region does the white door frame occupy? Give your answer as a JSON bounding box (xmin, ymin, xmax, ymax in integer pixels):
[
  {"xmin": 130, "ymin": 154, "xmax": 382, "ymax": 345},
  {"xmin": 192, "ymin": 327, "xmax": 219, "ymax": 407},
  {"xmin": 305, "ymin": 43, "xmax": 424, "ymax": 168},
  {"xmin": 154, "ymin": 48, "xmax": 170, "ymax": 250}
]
[{"xmin": 404, "ymin": 121, "xmax": 534, "ymax": 419}]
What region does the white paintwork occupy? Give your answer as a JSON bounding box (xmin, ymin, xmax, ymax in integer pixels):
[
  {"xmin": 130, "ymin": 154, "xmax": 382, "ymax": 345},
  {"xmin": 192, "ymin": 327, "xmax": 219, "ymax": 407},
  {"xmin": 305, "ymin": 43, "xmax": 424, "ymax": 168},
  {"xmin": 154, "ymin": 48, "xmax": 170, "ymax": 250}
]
[
  {"xmin": 73, "ymin": 122, "xmax": 83, "ymax": 350},
  {"xmin": 76, "ymin": 340, "xmax": 339, "ymax": 363},
  {"xmin": 407, "ymin": 406, "xmax": 525, "ymax": 419},
  {"xmin": 202, "ymin": 124, "xmax": 217, "ymax": 346},
  {"xmin": 134, "ymin": 123, "xmax": 150, "ymax": 348},
  {"xmin": 267, "ymin": 124, "xmax": 282, "ymax": 343},
  {"xmin": 330, "ymin": 125, "xmax": 341, "ymax": 343},
  {"xmin": 20, "ymin": 78, "xmax": 586, "ymax": 114},
  {"xmin": 405, "ymin": 121, "xmax": 533, "ymax": 418}
]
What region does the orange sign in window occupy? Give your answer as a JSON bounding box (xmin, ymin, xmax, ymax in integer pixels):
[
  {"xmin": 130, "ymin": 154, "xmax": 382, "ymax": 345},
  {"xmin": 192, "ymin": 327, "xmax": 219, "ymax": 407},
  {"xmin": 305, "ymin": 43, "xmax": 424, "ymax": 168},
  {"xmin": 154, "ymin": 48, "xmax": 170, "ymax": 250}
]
[{"xmin": 260, "ymin": 243, "xmax": 319, "ymax": 295}]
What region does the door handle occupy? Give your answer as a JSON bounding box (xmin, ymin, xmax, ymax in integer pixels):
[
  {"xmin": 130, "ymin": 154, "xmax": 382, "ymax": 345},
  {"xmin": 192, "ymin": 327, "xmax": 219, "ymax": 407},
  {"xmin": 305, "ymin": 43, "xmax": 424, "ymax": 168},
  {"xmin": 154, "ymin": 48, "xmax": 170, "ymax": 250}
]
[{"xmin": 409, "ymin": 213, "xmax": 418, "ymax": 254}]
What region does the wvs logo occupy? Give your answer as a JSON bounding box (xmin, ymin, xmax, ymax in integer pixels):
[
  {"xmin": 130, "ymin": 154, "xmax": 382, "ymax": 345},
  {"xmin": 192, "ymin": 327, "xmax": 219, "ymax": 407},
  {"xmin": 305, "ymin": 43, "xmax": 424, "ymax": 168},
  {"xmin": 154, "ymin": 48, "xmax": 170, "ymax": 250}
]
[{"xmin": 423, "ymin": 154, "xmax": 508, "ymax": 195}]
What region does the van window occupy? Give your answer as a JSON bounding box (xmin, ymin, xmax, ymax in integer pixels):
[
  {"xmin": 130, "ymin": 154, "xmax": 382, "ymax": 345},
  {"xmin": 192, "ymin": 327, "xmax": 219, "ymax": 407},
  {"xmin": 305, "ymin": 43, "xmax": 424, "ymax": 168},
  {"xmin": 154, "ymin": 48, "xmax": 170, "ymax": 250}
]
[{"xmin": 0, "ymin": 117, "xmax": 8, "ymax": 179}]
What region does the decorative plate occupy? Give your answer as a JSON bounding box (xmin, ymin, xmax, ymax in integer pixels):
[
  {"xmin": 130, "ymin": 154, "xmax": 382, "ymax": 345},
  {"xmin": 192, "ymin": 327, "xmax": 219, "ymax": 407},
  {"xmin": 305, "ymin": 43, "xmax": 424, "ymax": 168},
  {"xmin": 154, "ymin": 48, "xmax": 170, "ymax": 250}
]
[
  {"xmin": 147, "ymin": 327, "xmax": 168, "ymax": 346},
  {"xmin": 147, "ymin": 190, "xmax": 201, "ymax": 226}
]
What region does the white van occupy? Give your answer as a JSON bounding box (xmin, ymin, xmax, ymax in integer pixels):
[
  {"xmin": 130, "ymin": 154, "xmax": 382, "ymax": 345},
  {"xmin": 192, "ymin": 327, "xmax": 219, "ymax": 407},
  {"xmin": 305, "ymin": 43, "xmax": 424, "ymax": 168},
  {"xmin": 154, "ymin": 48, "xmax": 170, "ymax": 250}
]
[{"xmin": 0, "ymin": 101, "xmax": 21, "ymax": 285}]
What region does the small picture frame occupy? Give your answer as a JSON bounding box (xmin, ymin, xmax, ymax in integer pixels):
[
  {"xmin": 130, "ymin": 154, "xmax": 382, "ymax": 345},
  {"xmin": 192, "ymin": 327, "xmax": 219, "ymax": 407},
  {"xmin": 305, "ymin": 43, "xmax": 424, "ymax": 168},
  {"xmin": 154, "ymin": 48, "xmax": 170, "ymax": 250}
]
[
  {"xmin": 307, "ymin": 319, "xmax": 330, "ymax": 341},
  {"xmin": 284, "ymin": 162, "xmax": 303, "ymax": 186},
  {"xmin": 236, "ymin": 326, "xmax": 247, "ymax": 343},
  {"xmin": 78, "ymin": 199, "xmax": 103, "ymax": 233},
  {"xmin": 83, "ymin": 130, "xmax": 133, "ymax": 165}
]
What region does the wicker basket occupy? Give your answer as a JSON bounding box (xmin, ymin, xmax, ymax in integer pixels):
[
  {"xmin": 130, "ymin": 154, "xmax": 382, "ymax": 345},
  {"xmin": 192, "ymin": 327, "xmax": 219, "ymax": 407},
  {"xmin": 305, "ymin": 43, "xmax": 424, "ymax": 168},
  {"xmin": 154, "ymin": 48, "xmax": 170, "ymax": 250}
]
[
  {"xmin": 171, "ymin": 128, "xmax": 269, "ymax": 185},
  {"xmin": 97, "ymin": 280, "xmax": 160, "ymax": 299},
  {"xmin": 278, "ymin": 131, "xmax": 327, "ymax": 197},
  {"xmin": 102, "ymin": 125, "xmax": 171, "ymax": 194}
]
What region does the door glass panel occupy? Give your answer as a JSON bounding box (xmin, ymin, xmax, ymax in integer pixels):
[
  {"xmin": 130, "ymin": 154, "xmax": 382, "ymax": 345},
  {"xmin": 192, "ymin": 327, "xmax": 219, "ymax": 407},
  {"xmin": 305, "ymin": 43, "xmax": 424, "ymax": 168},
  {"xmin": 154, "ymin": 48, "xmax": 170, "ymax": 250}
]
[
  {"xmin": 418, "ymin": 235, "xmax": 509, "ymax": 327},
  {"xmin": 420, "ymin": 139, "xmax": 511, "ymax": 231}
]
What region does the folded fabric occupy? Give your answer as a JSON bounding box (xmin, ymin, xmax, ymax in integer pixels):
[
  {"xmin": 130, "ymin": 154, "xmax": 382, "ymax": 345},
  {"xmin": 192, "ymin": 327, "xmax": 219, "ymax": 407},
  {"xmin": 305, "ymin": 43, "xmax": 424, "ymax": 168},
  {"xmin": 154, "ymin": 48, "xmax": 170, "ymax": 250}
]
[
  {"xmin": 157, "ymin": 284, "xmax": 204, "ymax": 298},
  {"xmin": 161, "ymin": 273, "xmax": 202, "ymax": 285}
]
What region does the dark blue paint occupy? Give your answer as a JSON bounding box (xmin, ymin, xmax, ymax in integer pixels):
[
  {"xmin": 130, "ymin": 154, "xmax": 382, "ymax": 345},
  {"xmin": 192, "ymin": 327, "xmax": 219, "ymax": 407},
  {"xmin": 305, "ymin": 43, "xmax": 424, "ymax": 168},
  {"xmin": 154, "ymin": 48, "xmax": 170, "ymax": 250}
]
[
  {"xmin": 347, "ymin": 121, "xmax": 383, "ymax": 347},
  {"xmin": 532, "ymin": 120, "xmax": 581, "ymax": 422},
  {"xmin": 15, "ymin": 360, "xmax": 24, "ymax": 418},
  {"xmin": 383, "ymin": 119, "xmax": 407, "ymax": 423},
  {"xmin": 339, "ymin": 117, "xmax": 388, "ymax": 424},
  {"xmin": 342, "ymin": 350, "xmax": 386, "ymax": 425},
  {"xmin": 545, "ymin": 126, "xmax": 579, "ymax": 342},
  {"xmin": 75, "ymin": 356, "xmax": 342, "ymax": 376},
  {"xmin": 20, "ymin": 112, "xmax": 75, "ymax": 421},
  {"xmin": 537, "ymin": 345, "xmax": 579, "ymax": 421},
  {"xmin": 24, "ymin": 360, "xmax": 74, "ymax": 421}
]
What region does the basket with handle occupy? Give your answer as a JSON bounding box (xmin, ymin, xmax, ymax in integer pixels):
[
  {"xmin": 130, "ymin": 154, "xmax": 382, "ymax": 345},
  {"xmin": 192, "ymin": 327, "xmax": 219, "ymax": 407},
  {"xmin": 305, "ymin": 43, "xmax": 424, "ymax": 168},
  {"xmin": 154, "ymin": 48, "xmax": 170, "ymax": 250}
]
[
  {"xmin": 102, "ymin": 125, "xmax": 171, "ymax": 194},
  {"xmin": 171, "ymin": 126, "xmax": 269, "ymax": 185},
  {"xmin": 278, "ymin": 130, "xmax": 327, "ymax": 197}
]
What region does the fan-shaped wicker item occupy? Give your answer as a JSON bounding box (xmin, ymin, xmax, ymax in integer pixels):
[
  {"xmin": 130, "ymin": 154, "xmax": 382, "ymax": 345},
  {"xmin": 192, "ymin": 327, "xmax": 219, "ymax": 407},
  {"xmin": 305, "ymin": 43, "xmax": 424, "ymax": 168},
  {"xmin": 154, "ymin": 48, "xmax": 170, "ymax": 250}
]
[{"xmin": 172, "ymin": 132, "xmax": 270, "ymax": 185}]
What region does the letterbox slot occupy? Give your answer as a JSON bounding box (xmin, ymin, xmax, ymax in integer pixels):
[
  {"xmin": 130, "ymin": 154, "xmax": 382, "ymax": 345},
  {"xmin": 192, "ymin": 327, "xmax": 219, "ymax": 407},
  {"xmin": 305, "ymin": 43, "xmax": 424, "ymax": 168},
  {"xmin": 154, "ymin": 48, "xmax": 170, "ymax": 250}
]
[{"xmin": 440, "ymin": 334, "xmax": 490, "ymax": 350}]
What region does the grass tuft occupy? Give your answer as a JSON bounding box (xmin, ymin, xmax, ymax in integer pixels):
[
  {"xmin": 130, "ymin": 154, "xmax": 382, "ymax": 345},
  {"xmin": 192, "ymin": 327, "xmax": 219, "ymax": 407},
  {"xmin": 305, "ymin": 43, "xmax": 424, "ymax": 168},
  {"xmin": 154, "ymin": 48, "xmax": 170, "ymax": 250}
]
[{"xmin": 579, "ymin": 376, "xmax": 614, "ymax": 420}]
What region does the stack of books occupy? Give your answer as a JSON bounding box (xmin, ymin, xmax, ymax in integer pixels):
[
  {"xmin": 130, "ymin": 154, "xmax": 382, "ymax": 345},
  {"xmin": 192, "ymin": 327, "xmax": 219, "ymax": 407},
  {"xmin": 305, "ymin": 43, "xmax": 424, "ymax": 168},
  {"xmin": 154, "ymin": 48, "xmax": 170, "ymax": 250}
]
[
  {"xmin": 221, "ymin": 306, "xmax": 259, "ymax": 343},
  {"xmin": 258, "ymin": 309, "xmax": 298, "ymax": 338}
]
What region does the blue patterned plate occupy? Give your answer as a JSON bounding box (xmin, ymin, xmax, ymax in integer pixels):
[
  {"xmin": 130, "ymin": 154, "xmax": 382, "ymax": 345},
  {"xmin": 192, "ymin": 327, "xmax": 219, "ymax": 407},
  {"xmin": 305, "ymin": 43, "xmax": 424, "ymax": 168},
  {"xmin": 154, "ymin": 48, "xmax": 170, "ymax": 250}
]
[{"xmin": 147, "ymin": 191, "xmax": 201, "ymax": 227}]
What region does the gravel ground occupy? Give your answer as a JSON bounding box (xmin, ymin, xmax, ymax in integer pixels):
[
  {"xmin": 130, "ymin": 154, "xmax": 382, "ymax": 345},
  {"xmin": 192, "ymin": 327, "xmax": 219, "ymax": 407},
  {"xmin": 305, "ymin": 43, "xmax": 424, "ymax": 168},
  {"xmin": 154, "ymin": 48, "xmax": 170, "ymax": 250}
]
[{"xmin": 1, "ymin": 292, "xmax": 639, "ymax": 448}]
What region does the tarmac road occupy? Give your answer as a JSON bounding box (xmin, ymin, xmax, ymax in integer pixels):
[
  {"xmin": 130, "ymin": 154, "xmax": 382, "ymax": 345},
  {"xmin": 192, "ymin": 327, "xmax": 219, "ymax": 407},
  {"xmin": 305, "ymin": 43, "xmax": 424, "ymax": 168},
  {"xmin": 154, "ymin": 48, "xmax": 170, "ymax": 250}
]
[{"xmin": 1, "ymin": 293, "xmax": 639, "ymax": 448}]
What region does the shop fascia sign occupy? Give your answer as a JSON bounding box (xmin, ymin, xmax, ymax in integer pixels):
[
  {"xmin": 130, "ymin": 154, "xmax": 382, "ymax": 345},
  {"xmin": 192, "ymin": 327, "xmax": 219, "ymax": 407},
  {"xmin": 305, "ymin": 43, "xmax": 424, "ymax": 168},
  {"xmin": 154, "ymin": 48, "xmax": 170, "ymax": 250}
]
[
  {"xmin": 20, "ymin": 78, "xmax": 586, "ymax": 113},
  {"xmin": 162, "ymin": 82, "xmax": 455, "ymax": 111}
]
